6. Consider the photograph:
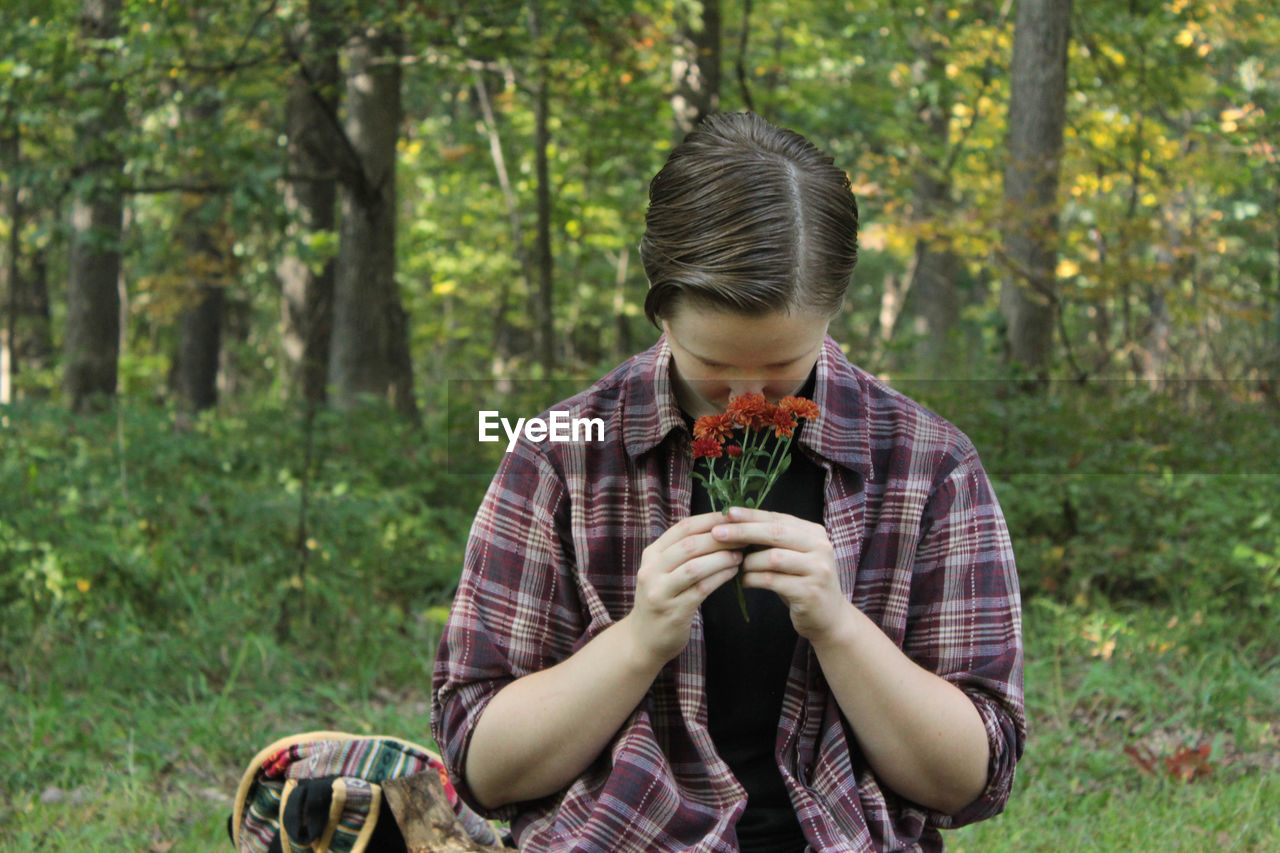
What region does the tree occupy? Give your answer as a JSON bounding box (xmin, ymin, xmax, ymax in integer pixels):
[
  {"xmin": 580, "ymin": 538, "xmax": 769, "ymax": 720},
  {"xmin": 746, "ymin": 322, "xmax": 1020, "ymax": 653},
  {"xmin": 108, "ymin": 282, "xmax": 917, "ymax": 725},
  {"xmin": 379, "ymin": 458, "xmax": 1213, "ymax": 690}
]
[
  {"xmin": 1, "ymin": 113, "xmax": 18, "ymax": 403},
  {"xmin": 529, "ymin": 2, "xmax": 555, "ymax": 372},
  {"xmin": 329, "ymin": 20, "xmax": 418, "ymax": 420},
  {"xmin": 1000, "ymin": 0, "xmax": 1073, "ymax": 379},
  {"xmin": 900, "ymin": 9, "xmax": 964, "ymax": 372},
  {"xmin": 64, "ymin": 0, "xmax": 124, "ymax": 411},
  {"xmin": 172, "ymin": 79, "xmax": 227, "ymax": 413},
  {"xmin": 173, "ymin": 194, "xmax": 225, "ymax": 412},
  {"xmin": 672, "ymin": 0, "xmax": 722, "ymax": 135},
  {"xmin": 279, "ymin": 0, "xmax": 341, "ymax": 406}
]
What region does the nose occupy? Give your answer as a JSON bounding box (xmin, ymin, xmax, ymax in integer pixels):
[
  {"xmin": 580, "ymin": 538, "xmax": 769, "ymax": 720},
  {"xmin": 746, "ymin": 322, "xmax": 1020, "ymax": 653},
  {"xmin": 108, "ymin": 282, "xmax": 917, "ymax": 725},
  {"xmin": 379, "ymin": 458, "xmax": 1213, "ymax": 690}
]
[{"xmin": 726, "ymin": 378, "xmax": 766, "ymax": 398}]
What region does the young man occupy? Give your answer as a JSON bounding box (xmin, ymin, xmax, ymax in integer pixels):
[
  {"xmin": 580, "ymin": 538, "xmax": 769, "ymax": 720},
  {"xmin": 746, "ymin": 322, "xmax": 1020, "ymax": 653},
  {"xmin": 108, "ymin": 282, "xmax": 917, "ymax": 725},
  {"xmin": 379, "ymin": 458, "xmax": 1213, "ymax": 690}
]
[{"xmin": 432, "ymin": 112, "xmax": 1025, "ymax": 852}]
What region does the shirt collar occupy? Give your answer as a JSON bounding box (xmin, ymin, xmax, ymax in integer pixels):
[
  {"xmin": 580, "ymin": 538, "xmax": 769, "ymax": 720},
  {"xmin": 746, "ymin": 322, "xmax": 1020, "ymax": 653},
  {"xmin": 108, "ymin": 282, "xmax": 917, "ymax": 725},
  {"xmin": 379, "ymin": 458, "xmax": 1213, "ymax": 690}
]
[
  {"xmin": 800, "ymin": 336, "xmax": 873, "ymax": 480},
  {"xmin": 622, "ymin": 335, "xmax": 872, "ymax": 480},
  {"xmin": 621, "ymin": 335, "xmax": 688, "ymax": 459}
]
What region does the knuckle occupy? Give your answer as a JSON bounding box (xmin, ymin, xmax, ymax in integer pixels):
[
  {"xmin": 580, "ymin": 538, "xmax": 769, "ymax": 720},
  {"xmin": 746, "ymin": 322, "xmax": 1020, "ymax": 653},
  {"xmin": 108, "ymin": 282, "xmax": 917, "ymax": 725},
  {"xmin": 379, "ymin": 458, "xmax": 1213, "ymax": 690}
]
[{"xmin": 677, "ymin": 536, "xmax": 702, "ymax": 560}]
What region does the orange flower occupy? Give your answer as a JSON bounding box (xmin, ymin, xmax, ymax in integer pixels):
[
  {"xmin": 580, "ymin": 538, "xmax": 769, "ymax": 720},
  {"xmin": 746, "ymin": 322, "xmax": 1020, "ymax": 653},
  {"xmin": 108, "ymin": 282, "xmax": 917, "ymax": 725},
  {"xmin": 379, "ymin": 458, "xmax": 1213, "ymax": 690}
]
[
  {"xmin": 725, "ymin": 444, "xmax": 742, "ymax": 458},
  {"xmin": 726, "ymin": 393, "xmax": 773, "ymax": 430},
  {"xmin": 768, "ymin": 407, "xmax": 797, "ymax": 439},
  {"xmin": 691, "ymin": 435, "xmax": 724, "ymax": 459},
  {"xmin": 693, "ymin": 413, "xmax": 735, "ymax": 443},
  {"xmin": 779, "ymin": 395, "xmax": 819, "ymax": 421}
]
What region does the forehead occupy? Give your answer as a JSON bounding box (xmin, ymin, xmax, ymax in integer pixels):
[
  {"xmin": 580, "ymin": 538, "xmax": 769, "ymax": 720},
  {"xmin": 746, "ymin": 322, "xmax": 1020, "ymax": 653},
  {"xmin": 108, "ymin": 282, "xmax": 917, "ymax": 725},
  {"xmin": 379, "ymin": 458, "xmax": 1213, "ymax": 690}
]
[{"xmin": 664, "ymin": 307, "xmax": 828, "ymax": 367}]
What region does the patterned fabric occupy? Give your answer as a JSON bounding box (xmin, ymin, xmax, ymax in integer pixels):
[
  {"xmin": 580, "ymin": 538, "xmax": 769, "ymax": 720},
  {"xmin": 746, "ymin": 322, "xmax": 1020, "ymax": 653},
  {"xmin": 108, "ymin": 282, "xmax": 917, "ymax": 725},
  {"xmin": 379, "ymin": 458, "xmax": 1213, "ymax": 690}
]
[
  {"xmin": 231, "ymin": 731, "xmax": 500, "ymax": 852},
  {"xmin": 431, "ymin": 336, "xmax": 1025, "ymax": 853}
]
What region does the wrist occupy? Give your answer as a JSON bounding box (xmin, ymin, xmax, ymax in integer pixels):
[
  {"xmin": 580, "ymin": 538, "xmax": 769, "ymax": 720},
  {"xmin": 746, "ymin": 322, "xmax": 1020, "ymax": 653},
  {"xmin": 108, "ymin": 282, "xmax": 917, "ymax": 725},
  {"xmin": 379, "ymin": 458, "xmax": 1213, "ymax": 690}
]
[
  {"xmin": 617, "ymin": 613, "xmax": 675, "ymax": 675},
  {"xmin": 806, "ymin": 598, "xmax": 865, "ymax": 655}
]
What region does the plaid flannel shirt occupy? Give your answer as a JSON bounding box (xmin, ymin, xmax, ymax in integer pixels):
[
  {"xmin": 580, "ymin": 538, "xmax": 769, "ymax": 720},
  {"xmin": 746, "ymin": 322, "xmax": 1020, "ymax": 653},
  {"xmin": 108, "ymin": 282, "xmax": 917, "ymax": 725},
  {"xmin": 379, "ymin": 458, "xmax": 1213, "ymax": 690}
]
[{"xmin": 432, "ymin": 336, "xmax": 1025, "ymax": 852}]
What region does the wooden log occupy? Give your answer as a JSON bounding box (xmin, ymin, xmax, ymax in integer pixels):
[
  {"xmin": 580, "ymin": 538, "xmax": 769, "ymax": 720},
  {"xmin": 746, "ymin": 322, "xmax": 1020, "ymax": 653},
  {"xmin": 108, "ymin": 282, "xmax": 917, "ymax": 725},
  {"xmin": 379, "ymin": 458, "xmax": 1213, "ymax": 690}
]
[{"xmin": 381, "ymin": 772, "xmax": 505, "ymax": 853}]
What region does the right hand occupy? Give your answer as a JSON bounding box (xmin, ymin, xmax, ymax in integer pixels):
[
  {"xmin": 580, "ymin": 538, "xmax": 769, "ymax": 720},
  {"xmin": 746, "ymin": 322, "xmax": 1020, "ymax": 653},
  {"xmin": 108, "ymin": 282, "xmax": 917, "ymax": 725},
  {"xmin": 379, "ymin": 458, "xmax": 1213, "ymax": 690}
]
[{"xmin": 624, "ymin": 512, "xmax": 743, "ymax": 667}]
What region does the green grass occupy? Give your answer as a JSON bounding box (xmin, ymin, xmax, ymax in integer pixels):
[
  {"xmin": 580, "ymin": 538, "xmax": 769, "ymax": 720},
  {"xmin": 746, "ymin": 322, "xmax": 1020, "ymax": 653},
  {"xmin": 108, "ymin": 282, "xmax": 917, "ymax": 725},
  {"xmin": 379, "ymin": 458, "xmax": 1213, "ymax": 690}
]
[
  {"xmin": 2, "ymin": 391, "xmax": 1278, "ymax": 850},
  {"xmin": 950, "ymin": 600, "xmax": 1280, "ymax": 852},
  {"xmin": 4, "ymin": 599, "xmax": 1274, "ymax": 851},
  {"xmin": 1, "ymin": 613, "xmax": 445, "ymax": 851}
]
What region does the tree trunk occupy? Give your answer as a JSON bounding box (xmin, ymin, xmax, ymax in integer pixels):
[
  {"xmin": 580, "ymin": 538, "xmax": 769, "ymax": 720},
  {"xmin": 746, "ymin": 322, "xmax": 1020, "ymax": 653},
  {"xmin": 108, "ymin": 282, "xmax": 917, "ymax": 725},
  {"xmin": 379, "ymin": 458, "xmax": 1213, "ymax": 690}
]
[
  {"xmin": 527, "ymin": 5, "xmax": 555, "ymax": 373},
  {"xmin": 173, "ymin": 84, "xmax": 226, "ymax": 412},
  {"xmin": 280, "ymin": 0, "xmax": 340, "ymax": 407},
  {"xmin": 174, "ymin": 207, "xmax": 224, "ymax": 411},
  {"xmin": 533, "ymin": 64, "xmax": 554, "ymax": 372},
  {"xmin": 613, "ymin": 248, "xmax": 633, "ymax": 362},
  {"xmin": 904, "ymin": 39, "xmax": 961, "ymax": 372},
  {"xmin": 672, "ymin": 0, "xmax": 722, "ymax": 135},
  {"xmin": 19, "ymin": 250, "xmax": 53, "ymax": 383},
  {"xmin": 64, "ymin": 0, "xmax": 124, "ymax": 412},
  {"xmin": 473, "ymin": 70, "xmax": 528, "ymax": 374},
  {"xmin": 999, "ymin": 0, "xmax": 1072, "ymax": 380},
  {"xmin": 330, "ymin": 25, "xmax": 418, "ymax": 419},
  {"xmin": 1, "ymin": 117, "xmax": 17, "ymax": 404}
]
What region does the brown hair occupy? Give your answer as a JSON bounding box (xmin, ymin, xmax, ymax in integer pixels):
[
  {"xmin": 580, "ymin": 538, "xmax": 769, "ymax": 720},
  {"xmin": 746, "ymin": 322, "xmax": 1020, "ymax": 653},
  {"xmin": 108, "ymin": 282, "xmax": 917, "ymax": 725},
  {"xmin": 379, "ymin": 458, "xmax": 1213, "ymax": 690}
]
[{"xmin": 640, "ymin": 112, "xmax": 859, "ymax": 326}]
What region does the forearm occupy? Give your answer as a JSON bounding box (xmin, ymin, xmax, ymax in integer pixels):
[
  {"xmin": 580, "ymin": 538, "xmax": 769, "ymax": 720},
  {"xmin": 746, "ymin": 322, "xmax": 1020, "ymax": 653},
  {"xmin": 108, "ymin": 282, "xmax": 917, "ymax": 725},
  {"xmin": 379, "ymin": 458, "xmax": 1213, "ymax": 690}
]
[
  {"xmin": 811, "ymin": 601, "xmax": 990, "ymax": 815},
  {"xmin": 464, "ymin": 616, "xmax": 663, "ymax": 810}
]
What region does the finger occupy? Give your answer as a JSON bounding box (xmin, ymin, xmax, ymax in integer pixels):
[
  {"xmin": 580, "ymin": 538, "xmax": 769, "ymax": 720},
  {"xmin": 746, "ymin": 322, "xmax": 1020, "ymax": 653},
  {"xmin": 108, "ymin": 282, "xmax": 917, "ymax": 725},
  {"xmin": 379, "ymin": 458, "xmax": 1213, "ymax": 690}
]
[
  {"xmin": 671, "ymin": 562, "xmax": 740, "ymax": 604},
  {"xmin": 722, "ymin": 506, "xmax": 773, "ymax": 523},
  {"xmin": 660, "ymin": 529, "xmax": 740, "ymax": 574},
  {"xmin": 667, "ymin": 549, "xmax": 742, "ymax": 597},
  {"xmin": 740, "ymin": 546, "xmax": 809, "ymax": 576},
  {"xmin": 712, "ymin": 517, "xmax": 819, "ymax": 551},
  {"xmin": 648, "ymin": 511, "xmax": 730, "ymax": 553}
]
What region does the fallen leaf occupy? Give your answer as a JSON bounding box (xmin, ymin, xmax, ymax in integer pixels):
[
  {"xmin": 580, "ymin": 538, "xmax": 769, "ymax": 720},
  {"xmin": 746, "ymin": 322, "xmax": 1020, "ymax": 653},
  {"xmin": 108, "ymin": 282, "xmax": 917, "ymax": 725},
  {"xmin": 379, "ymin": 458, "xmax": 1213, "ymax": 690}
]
[
  {"xmin": 1165, "ymin": 744, "xmax": 1213, "ymax": 782},
  {"xmin": 1123, "ymin": 744, "xmax": 1157, "ymax": 775}
]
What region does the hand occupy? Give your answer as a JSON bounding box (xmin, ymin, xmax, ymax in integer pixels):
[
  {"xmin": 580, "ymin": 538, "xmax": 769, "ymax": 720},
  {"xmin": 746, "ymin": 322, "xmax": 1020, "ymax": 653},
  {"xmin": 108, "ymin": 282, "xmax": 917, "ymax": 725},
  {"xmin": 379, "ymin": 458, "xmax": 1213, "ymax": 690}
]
[
  {"xmin": 625, "ymin": 512, "xmax": 743, "ymax": 667},
  {"xmin": 711, "ymin": 507, "xmax": 850, "ymax": 641}
]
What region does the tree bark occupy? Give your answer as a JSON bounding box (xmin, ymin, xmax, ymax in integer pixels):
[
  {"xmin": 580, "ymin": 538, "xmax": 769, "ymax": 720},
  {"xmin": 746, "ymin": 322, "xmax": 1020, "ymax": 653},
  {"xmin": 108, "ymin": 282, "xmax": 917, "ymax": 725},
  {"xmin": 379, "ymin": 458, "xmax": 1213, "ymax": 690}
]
[
  {"xmin": 280, "ymin": 0, "xmax": 340, "ymax": 407},
  {"xmin": 1, "ymin": 117, "xmax": 17, "ymax": 404},
  {"xmin": 672, "ymin": 0, "xmax": 722, "ymax": 136},
  {"xmin": 904, "ymin": 36, "xmax": 962, "ymax": 372},
  {"xmin": 999, "ymin": 0, "xmax": 1072, "ymax": 380},
  {"xmin": 174, "ymin": 202, "xmax": 224, "ymax": 411},
  {"xmin": 173, "ymin": 82, "xmax": 226, "ymax": 412},
  {"xmin": 530, "ymin": 6, "xmax": 555, "ymax": 374},
  {"xmin": 64, "ymin": 0, "xmax": 124, "ymax": 412},
  {"xmin": 330, "ymin": 25, "xmax": 418, "ymax": 420}
]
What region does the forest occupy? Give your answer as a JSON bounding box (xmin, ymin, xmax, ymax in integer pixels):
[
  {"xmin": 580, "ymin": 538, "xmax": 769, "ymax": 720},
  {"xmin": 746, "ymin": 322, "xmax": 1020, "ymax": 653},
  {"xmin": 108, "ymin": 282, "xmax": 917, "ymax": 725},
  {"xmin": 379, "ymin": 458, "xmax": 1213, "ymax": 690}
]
[{"xmin": 2, "ymin": 0, "xmax": 1278, "ymax": 850}]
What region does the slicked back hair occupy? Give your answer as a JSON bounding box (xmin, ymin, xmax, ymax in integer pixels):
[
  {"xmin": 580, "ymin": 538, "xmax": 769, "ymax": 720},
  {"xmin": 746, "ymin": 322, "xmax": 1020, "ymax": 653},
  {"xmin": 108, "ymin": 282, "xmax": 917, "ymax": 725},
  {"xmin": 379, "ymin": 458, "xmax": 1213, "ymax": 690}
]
[{"xmin": 640, "ymin": 112, "xmax": 859, "ymax": 327}]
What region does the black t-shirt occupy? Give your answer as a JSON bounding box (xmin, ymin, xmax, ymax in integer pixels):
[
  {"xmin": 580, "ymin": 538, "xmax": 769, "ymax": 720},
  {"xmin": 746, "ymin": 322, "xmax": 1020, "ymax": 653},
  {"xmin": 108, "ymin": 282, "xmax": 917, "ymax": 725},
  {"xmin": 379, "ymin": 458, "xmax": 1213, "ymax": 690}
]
[{"xmin": 685, "ymin": 395, "xmax": 825, "ymax": 853}]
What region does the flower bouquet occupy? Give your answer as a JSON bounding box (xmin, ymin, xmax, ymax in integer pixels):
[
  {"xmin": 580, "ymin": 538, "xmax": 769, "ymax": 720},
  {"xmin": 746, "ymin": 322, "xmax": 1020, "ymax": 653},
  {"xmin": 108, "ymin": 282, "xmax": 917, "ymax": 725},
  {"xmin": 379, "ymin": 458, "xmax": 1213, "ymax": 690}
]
[{"xmin": 691, "ymin": 393, "xmax": 820, "ymax": 620}]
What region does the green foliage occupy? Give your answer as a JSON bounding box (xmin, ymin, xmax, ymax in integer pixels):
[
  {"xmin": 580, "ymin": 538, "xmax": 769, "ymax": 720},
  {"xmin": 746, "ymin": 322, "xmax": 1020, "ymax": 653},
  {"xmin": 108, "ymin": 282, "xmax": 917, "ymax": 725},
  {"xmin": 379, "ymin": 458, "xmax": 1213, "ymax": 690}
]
[
  {"xmin": 0, "ymin": 400, "xmax": 482, "ymax": 660},
  {"xmin": 900, "ymin": 380, "xmax": 1280, "ymax": 626}
]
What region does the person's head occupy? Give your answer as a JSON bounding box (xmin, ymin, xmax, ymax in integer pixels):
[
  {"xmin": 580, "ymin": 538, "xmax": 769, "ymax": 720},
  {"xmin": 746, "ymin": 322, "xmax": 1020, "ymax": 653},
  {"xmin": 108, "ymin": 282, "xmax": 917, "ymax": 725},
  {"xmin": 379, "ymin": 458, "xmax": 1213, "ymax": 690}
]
[
  {"xmin": 640, "ymin": 112, "xmax": 859, "ymax": 416},
  {"xmin": 640, "ymin": 112, "xmax": 860, "ymax": 328}
]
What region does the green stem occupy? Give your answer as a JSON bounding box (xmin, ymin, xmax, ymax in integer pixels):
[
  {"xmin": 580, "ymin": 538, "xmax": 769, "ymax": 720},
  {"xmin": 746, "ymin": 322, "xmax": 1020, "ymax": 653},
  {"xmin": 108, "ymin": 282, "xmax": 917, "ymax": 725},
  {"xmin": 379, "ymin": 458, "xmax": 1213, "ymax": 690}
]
[{"xmin": 736, "ymin": 576, "xmax": 750, "ymax": 622}]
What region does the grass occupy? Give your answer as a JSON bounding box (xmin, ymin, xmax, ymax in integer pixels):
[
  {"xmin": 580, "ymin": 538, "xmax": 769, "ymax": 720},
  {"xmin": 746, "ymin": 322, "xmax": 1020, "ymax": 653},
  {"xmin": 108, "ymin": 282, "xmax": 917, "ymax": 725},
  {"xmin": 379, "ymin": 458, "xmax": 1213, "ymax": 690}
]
[
  {"xmin": 3, "ymin": 597, "xmax": 1274, "ymax": 851},
  {"xmin": 950, "ymin": 600, "xmax": 1280, "ymax": 852},
  {"xmin": 1, "ymin": 613, "xmax": 445, "ymax": 851},
  {"xmin": 2, "ymin": 391, "xmax": 1278, "ymax": 851}
]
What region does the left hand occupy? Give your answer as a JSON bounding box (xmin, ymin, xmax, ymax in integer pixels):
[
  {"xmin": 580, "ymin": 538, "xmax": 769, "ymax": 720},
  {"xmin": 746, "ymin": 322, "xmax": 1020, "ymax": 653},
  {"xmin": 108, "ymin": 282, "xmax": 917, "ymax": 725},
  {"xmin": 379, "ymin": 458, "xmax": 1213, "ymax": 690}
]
[{"xmin": 711, "ymin": 507, "xmax": 851, "ymax": 641}]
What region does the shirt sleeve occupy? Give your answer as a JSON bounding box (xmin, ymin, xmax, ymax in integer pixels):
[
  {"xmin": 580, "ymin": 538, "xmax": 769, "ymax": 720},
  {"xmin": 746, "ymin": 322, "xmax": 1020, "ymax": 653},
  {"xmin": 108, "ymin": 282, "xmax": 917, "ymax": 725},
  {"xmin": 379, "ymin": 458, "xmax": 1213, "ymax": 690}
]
[
  {"xmin": 430, "ymin": 442, "xmax": 581, "ymax": 819},
  {"xmin": 903, "ymin": 441, "xmax": 1026, "ymax": 828}
]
